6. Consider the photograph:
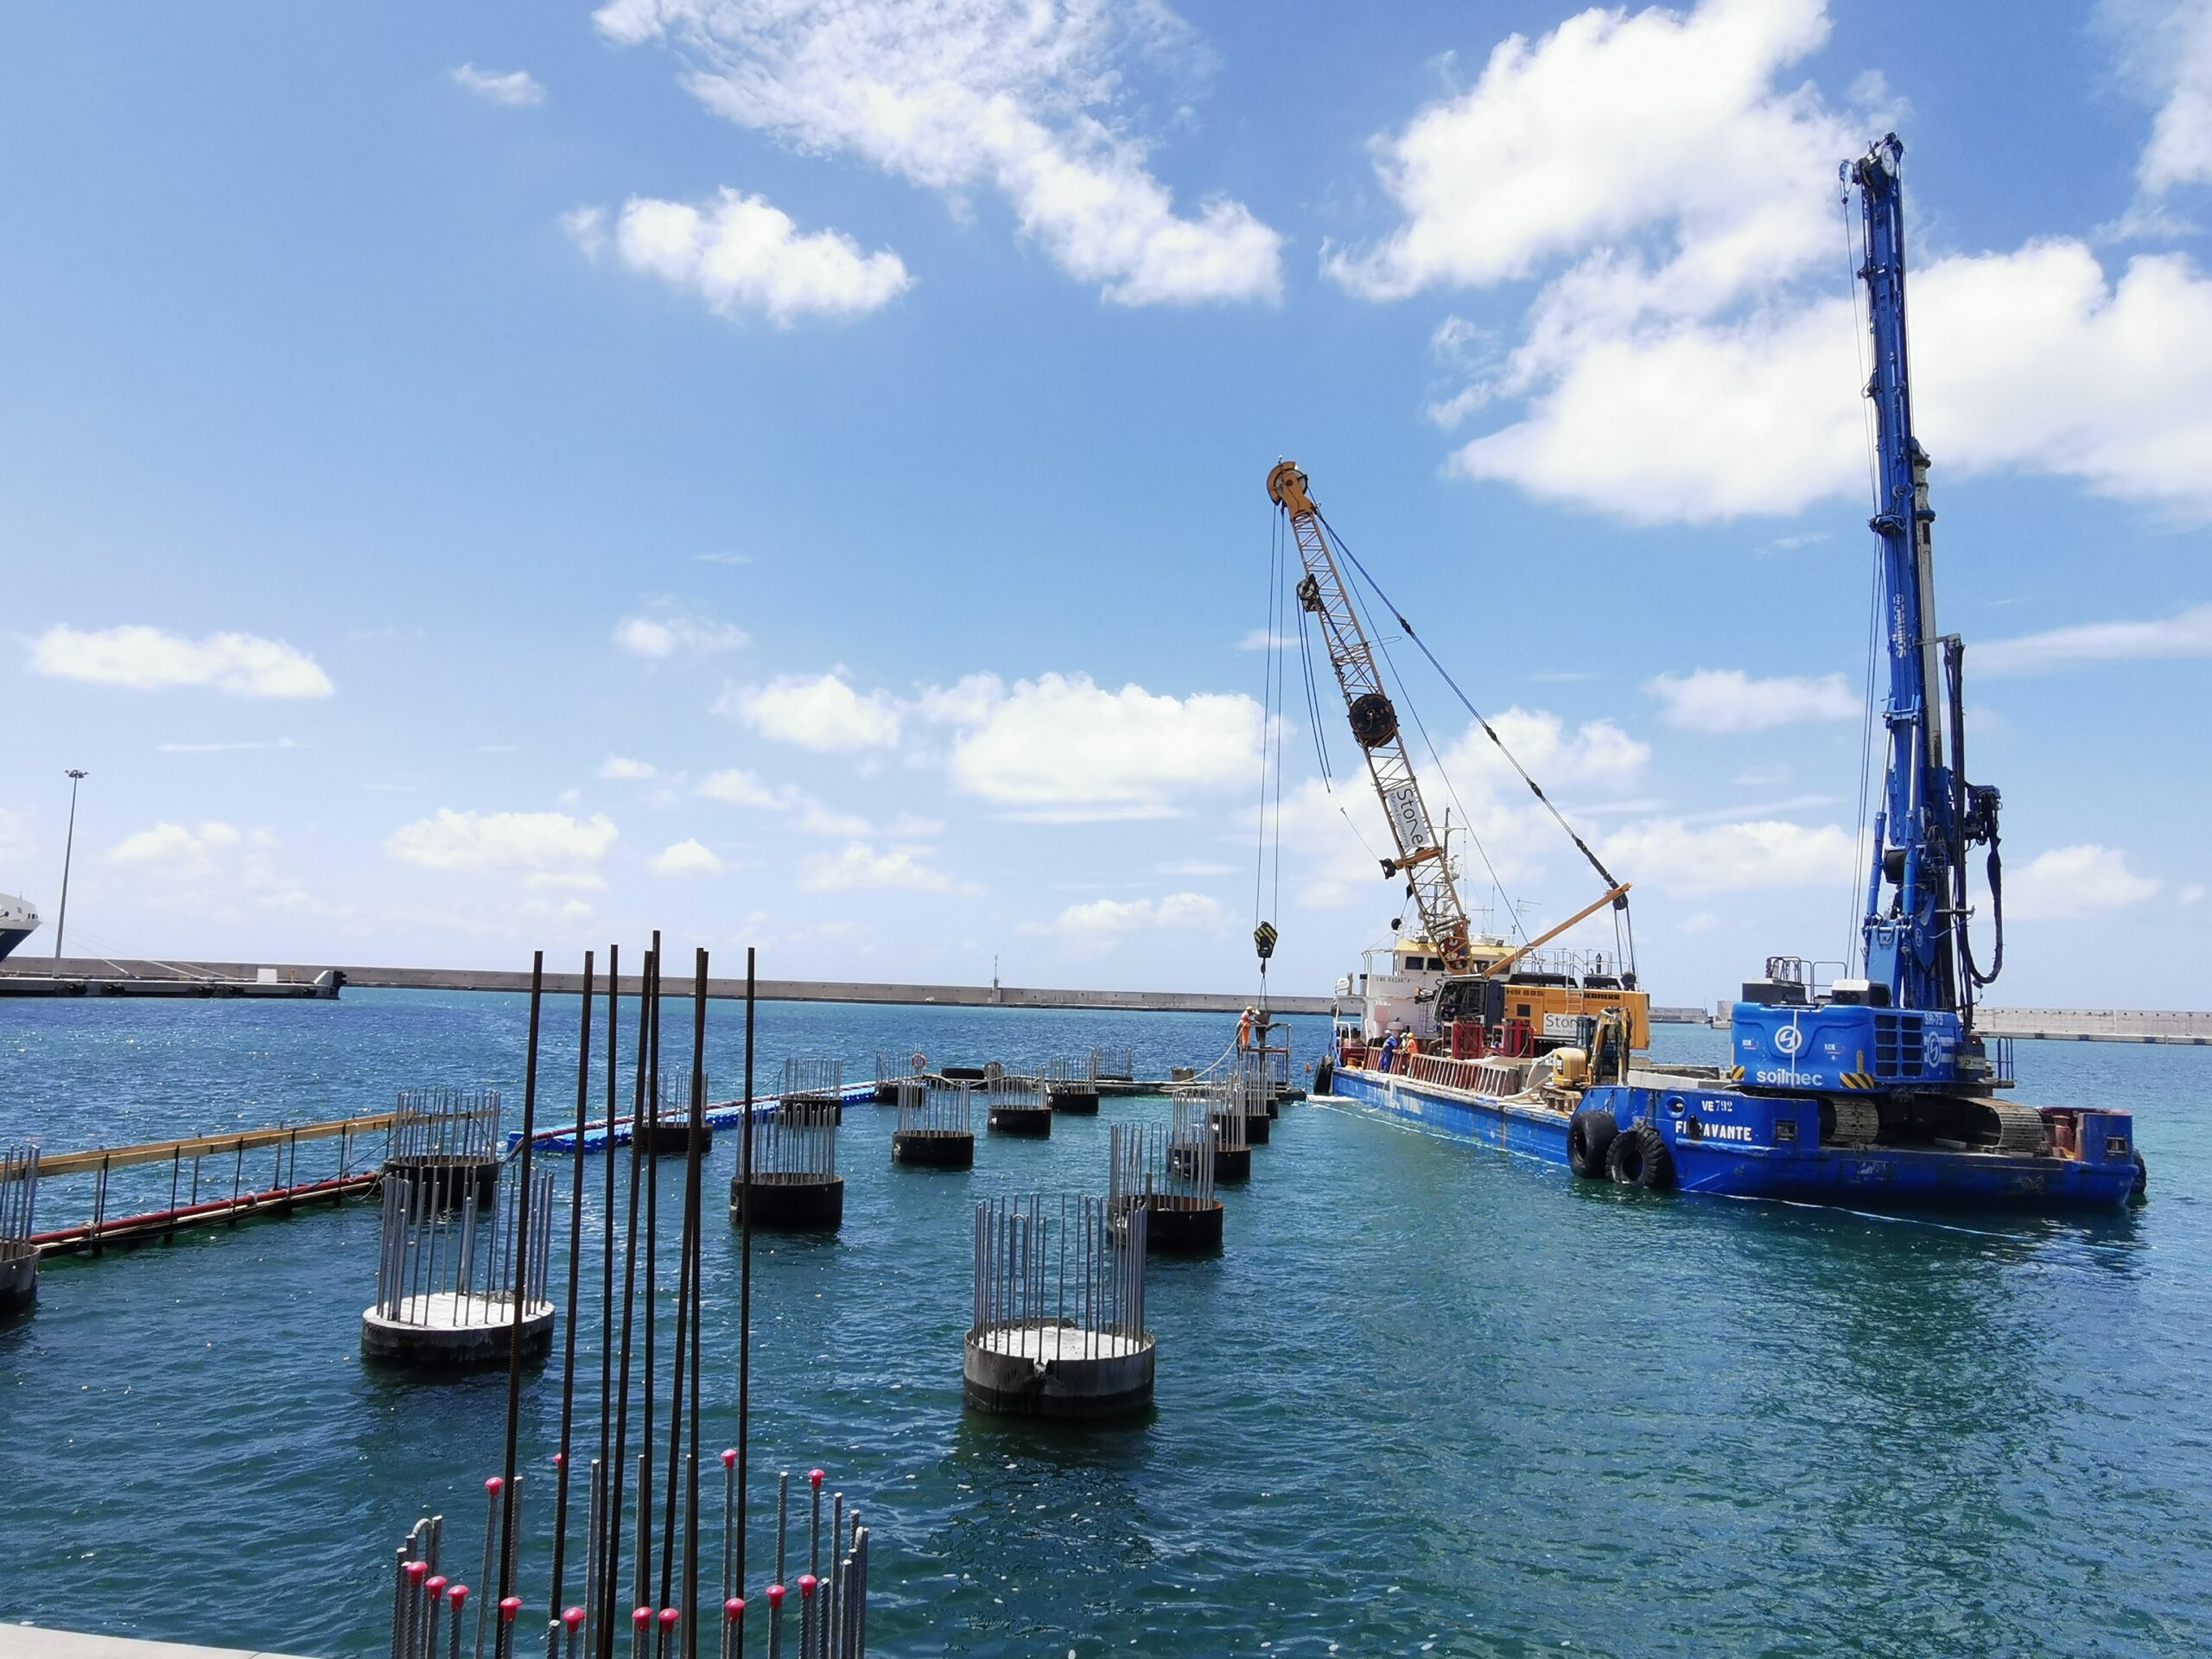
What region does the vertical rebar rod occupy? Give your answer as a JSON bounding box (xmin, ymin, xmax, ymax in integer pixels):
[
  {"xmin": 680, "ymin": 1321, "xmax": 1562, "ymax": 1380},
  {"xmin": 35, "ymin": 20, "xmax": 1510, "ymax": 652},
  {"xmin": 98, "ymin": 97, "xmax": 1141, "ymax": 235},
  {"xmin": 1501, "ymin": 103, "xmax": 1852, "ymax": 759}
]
[
  {"xmin": 640, "ymin": 931, "xmax": 661, "ymax": 1614},
  {"xmin": 684, "ymin": 950, "xmax": 708, "ymax": 1659},
  {"xmin": 551, "ymin": 950, "xmax": 595, "ymax": 1622},
  {"xmin": 600, "ymin": 947, "xmax": 652, "ymax": 1659},
  {"xmin": 736, "ymin": 950, "xmax": 756, "ymax": 1599}
]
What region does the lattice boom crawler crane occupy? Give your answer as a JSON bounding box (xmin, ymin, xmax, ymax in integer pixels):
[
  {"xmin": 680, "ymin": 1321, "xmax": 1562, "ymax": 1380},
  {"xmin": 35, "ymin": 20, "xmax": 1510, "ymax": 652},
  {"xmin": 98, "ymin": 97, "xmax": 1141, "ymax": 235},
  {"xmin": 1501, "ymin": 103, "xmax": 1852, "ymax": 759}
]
[
  {"xmin": 1268, "ymin": 461, "xmax": 1475, "ymax": 976},
  {"xmin": 1268, "ymin": 461, "xmax": 1649, "ymax": 1064}
]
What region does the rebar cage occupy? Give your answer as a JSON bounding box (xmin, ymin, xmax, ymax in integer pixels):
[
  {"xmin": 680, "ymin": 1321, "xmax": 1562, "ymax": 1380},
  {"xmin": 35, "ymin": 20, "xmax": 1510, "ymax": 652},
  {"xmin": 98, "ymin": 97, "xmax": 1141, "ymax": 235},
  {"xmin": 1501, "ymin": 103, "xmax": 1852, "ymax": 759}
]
[
  {"xmin": 1208, "ymin": 1074, "xmax": 1252, "ymax": 1153},
  {"xmin": 658, "ymin": 1068, "xmax": 709, "ymax": 1123},
  {"xmin": 1045, "ymin": 1053, "xmax": 1097, "ymax": 1084},
  {"xmin": 1108, "ymin": 1110, "xmax": 1215, "ymax": 1215},
  {"xmin": 897, "ymin": 1080, "xmax": 972, "ymax": 1136},
  {"xmin": 969, "ymin": 1194, "xmax": 1147, "ymax": 1358},
  {"xmin": 1090, "ymin": 1046, "xmax": 1135, "ymax": 1083},
  {"xmin": 781, "ymin": 1056, "xmax": 844, "ymax": 1109},
  {"xmin": 873, "ymin": 1050, "xmax": 921, "ymax": 1089},
  {"xmin": 390, "ymin": 1088, "xmax": 503, "ymax": 1165},
  {"xmin": 1111, "ymin": 1116, "xmax": 1215, "ymax": 1215},
  {"xmin": 754, "ymin": 1098, "xmax": 838, "ymax": 1184},
  {"xmin": 372, "ymin": 1167, "xmax": 554, "ymax": 1327},
  {"xmin": 0, "ymin": 1146, "xmax": 38, "ymax": 1243},
  {"xmin": 986, "ymin": 1072, "xmax": 1047, "ymax": 1112}
]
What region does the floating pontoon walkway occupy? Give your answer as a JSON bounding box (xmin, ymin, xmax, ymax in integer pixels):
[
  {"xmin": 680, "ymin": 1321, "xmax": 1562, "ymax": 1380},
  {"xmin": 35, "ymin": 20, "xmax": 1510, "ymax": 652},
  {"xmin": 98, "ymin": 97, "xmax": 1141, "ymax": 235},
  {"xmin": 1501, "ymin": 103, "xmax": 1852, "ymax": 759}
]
[
  {"xmin": 25, "ymin": 1113, "xmax": 394, "ymax": 1258},
  {"xmin": 507, "ymin": 1083, "xmax": 876, "ymax": 1155}
]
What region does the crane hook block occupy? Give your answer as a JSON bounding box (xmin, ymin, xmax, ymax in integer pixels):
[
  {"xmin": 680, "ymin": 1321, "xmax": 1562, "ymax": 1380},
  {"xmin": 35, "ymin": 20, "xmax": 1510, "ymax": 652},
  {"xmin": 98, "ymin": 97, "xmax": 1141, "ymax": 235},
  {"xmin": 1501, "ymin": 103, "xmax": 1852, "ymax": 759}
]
[
  {"xmin": 1348, "ymin": 691, "xmax": 1399, "ymax": 749},
  {"xmin": 1253, "ymin": 921, "xmax": 1278, "ymax": 962}
]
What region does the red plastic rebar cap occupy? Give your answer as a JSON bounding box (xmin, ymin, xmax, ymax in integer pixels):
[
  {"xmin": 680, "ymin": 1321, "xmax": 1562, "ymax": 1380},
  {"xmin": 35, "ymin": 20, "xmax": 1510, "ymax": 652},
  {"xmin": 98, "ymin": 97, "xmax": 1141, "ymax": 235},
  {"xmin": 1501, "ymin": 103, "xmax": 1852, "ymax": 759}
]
[
  {"xmin": 551, "ymin": 1452, "xmax": 565, "ymax": 1469},
  {"xmin": 486, "ymin": 1477, "xmax": 504, "ymax": 1494},
  {"xmin": 448, "ymin": 1587, "xmax": 470, "ymax": 1610},
  {"xmin": 720, "ymin": 1449, "xmax": 736, "ymax": 1468},
  {"xmin": 406, "ymin": 1560, "xmax": 429, "ymax": 1581},
  {"xmin": 563, "ymin": 1608, "xmax": 585, "ymax": 1630},
  {"xmin": 808, "ymin": 1469, "xmax": 823, "ymax": 1488},
  {"xmin": 659, "ymin": 1611, "xmax": 679, "ymax": 1630},
  {"xmin": 723, "ymin": 1599, "xmax": 743, "ymax": 1621},
  {"xmin": 425, "ymin": 1577, "xmax": 448, "ymax": 1596},
  {"xmin": 632, "ymin": 1609, "xmax": 652, "ymax": 1628},
  {"xmin": 499, "ymin": 1598, "xmax": 522, "ymax": 1623},
  {"xmin": 766, "ymin": 1586, "xmax": 785, "ymax": 1609}
]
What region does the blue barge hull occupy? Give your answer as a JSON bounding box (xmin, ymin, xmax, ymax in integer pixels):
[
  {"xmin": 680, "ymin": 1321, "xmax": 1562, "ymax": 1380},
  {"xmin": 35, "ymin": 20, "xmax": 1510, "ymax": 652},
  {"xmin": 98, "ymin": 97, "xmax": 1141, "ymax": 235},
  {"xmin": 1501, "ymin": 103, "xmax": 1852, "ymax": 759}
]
[{"xmin": 1328, "ymin": 1066, "xmax": 2138, "ymax": 1209}]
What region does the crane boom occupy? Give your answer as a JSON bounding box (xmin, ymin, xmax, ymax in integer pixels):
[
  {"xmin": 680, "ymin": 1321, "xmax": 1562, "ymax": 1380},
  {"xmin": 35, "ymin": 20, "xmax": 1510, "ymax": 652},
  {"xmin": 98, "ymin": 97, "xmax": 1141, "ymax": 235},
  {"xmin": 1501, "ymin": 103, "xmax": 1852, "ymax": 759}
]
[{"xmin": 1267, "ymin": 461, "xmax": 1476, "ymax": 975}]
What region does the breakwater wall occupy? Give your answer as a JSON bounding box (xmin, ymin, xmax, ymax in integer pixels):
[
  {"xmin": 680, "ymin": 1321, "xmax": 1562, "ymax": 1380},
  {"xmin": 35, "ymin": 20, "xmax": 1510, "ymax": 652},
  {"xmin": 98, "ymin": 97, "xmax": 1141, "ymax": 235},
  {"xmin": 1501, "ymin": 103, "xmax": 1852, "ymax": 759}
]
[
  {"xmin": 0, "ymin": 957, "xmax": 1334, "ymax": 1017},
  {"xmin": 1978, "ymin": 1006, "xmax": 2212, "ymax": 1046}
]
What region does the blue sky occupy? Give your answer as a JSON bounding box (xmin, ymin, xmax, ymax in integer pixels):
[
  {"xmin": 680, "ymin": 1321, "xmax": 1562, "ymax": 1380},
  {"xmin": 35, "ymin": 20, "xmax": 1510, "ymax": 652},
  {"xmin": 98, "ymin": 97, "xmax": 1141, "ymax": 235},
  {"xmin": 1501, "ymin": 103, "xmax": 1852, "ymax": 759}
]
[{"xmin": 5, "ymin": 0, "xmax": 2211, "ymax": 1007}]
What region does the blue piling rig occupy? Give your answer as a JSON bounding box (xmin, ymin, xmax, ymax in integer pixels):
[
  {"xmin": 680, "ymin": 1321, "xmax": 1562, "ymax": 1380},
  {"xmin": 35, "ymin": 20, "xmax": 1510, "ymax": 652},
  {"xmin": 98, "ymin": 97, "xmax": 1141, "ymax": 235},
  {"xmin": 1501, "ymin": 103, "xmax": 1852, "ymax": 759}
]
[
  {"xmin": 1334, "ymin": 136, "xmax": 2143, "ymax": 1208},
  {"xmin": 1627, "ymin": 134, "xmax": 2142, "ymax": 1206}
]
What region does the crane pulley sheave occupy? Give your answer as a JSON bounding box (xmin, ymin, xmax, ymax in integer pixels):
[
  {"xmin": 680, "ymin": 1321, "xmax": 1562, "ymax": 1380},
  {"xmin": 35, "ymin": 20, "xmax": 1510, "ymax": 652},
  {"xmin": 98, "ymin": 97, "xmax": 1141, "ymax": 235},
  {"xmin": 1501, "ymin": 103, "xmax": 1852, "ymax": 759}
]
[{"xmin": 1267, "ymin": 460, "xmax": 1476, "ymax": 976}]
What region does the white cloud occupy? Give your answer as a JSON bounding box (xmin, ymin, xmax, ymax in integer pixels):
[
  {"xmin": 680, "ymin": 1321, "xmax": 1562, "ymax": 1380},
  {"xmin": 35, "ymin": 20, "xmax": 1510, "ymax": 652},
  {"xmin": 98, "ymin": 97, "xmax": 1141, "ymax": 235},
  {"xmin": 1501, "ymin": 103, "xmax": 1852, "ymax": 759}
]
[
  {"xmin": 613, "ymin": 608, "xmax": 749, "ymax": 659},
  {"xmin": 1646, "ymin": 668, "xmax": 1858, "ymax": 732},
  {"xmin": 2006, "ymin": 843, "xmax": 2159, "ymax": 920},
  {"xmin": 108, "ymin": 820, "xmax": 245, "ymax": 878},
  {"xmin": 593, "ymin": 0, "xmax": 1281, "ymax": 306},
  {"xmin": 650, "ymin": 837, "xmax": 725, "ymax": 877},
  {"xmin": 451, "ymin": 64, "xmax": 546, "ymax": 106},
  {"xmin": 1337, "ymin": 0, "xmax": 2212, "ymax": 522},
  {"xmin": 940, "ymin": 672, "xmax": 1262, "ymax": 818},
  {"xmin": 562, "ymin": 206, "xmax": 607, "ymax": 259},
  {"xmin": 1236, "ymin": 629, "xmax": 1295, "ymax": 652},
  {"xmin": 721, "ymin": 672, "xmax": 903, "ymax": 750},
  {"xmin": 600, "ymin": 755, "xmax": 659, "ymax": 780},
  {"xmin": 798, "ymin": 841, "xmax": 965, "ymax": 893},
  {"xmin": 1976, "ymin": 601, "xmax": 2212, "ymax": 676},
  {"xmin": 585, "ymin": 189, "xmax": 912, "ymax": 326},
  {"xmin": 31, "ymin": 624, "xmax": 334, "ymax": 698},
  {"xmin": 2106, "ymin": 1, "xmax": 2212, "ymax": 195},
  {"xmin": 698, "ymin": 768, "xmax": 873, "ymax": 837},
  {"xmin": 385, "ymin": 810, "xmax": 619, "ymax": 886},
  {"xmin": 1157, "ymin": 858, "xmax": 1235, "ymax": 876},
  {"xmin": 1599, "ymin": 816, "xmax": 1859, "ymax": 894},
  {"xmin": 1439, "ymin": 707, "xmax": 1649, "ymax": 794},
  {"xmin": 1047, "ymin": 890, "xmax": 1224, "ymax": 940},
  {"xmin": 1326, "ymin": 0, "xmax": 1848, "ymax": 304}
]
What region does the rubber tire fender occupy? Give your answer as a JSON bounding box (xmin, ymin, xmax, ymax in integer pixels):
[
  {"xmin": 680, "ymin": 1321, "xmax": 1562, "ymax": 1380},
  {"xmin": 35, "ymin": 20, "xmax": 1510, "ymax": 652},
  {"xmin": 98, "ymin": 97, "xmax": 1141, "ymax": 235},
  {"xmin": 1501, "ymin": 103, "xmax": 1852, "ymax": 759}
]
[
  {"xmin": 2132, "ymin": 1150, "xmax": 2149, "ymax": 1203},
  {"xmin": 1313, "ymin": 1058, "xmax": 1334, "ymax": 1096},
  {"xmin": 1567, "ymin": 1109, "xmax": 1618, "ymax": 1179},
  {"xmin": 1607, "ymin": 1122, "xmax": 1676, "ymax": 1190}
]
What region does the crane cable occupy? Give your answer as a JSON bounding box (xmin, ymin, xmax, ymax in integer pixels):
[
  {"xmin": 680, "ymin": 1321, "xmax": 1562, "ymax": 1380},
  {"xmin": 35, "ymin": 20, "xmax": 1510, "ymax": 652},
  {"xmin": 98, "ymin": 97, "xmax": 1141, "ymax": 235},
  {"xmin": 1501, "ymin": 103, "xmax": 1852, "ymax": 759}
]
[{"xmin": 1314, "ymin": 508, "xmax": 1631, "ymax": 918}]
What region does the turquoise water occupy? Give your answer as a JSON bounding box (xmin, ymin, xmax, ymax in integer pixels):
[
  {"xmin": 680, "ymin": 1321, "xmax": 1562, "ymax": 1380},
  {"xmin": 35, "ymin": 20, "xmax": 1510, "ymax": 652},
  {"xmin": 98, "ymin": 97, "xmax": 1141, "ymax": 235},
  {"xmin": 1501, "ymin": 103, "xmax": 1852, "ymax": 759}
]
[{"xmin": 3, "ymin": 989, "xmax": 2209, "ymax": 1656}]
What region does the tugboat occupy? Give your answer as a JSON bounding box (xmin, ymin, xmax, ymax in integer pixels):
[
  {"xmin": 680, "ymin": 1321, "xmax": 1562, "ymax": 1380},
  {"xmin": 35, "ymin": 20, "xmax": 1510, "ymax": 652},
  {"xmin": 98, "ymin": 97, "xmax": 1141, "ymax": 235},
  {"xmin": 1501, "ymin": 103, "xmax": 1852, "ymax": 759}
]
[{"xmin": 1309, "ymin": 135, "xmax": 2140, "ymax": 1209}]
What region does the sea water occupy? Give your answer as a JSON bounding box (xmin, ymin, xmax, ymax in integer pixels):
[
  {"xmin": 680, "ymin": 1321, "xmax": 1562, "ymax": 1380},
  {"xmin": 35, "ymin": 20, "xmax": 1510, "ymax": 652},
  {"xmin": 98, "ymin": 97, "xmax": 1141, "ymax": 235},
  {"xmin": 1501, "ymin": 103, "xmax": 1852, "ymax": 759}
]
[{"xmin": 2, "ymin": 989, "xmax": 2208, "ymax": 1656}]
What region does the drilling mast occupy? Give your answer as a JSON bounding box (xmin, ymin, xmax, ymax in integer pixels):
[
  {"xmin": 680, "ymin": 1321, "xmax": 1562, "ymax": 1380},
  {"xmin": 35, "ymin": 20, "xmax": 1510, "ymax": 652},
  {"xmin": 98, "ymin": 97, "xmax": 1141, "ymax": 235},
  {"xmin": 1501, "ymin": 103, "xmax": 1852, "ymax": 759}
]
[{"xmin": 1267, "ymin": 461, "xmax": 1475, "ymax": 975}]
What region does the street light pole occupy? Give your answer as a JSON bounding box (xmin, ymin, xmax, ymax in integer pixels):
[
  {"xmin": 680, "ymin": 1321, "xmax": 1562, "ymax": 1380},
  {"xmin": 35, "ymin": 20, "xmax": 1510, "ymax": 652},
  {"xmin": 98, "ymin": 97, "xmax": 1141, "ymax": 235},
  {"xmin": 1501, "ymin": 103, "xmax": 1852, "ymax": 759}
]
[{"xmin": 54, "ymin": 769, "xmax": 87, "ymax": 963}]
